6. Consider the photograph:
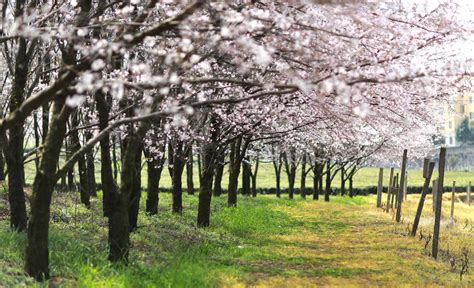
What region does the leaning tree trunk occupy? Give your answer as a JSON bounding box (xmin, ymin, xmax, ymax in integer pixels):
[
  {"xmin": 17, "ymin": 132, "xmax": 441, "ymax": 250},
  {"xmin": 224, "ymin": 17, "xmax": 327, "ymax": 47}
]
[{"xmin": 26, "ymin": 95, "xmax": 73, "ymax": 280}]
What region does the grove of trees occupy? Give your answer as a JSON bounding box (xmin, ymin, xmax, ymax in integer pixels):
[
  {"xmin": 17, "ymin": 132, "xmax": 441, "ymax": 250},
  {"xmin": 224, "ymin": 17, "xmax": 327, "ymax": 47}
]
[{"xmin": 0, "ymin": 0, "xmax": 473, "ymax": 281}]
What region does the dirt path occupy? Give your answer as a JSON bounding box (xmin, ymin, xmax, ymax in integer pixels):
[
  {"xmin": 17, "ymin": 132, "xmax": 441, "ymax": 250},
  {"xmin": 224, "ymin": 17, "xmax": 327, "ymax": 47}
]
[{"xmin": 236, "ymin": 196, "xmax": 473, "ymax": 287}]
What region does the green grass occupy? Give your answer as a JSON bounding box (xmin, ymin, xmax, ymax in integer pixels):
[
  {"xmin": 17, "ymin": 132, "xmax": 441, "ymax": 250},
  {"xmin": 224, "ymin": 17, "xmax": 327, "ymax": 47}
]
[{"xmin": 0, "ymin": 192, "xmax": 472, "ymax": 286}]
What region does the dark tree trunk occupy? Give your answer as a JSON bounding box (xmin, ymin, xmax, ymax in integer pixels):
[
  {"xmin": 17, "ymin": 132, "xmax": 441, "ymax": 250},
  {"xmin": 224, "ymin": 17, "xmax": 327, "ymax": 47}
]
[
  {"xmin": 275, "ymin": 173, "xmax": 281, "ymax": 198},
  {"xmin": 186, "ymin": 147, "xmax": 194, "ymax": 195},
  {"xmin": 301, "ymin": 153, "xmax": 307, "ymax": 199},
  {"xmin": 288, "ymin": 169, "xmax": 296, "ymax": 199},
  {"xmin": 34, "ymin": 112, "xmax": 40, "ymax": 170},
  {"xmin": 96, "ymin": 92, "xmax": 116, "ymax": 217},
  {"xmin": 213, "ymin": 157, "xmax": 224, "ymax": 197},
  {"xmin": 272, "ymin": 147, "xmax": 283, "ymax": 198},
  {"xmin": 197, "ymin": 145, "xmax": 215, "ymax": 227},
  {"xmin": 65, "ymin": 138, "xmax": 75, "ymax": 191},
  {"xmin": 325, "ymin": 160, "xmax": 331, "ymax": 202},
  {"xmin": 128, "ymin": 148, "xmax": 142, "ymax": 232},
  {"xmin": 197, "ymin": 153, "xmax": 202, "ymax": 186},
  {"xmin": 70, "ymin": 112, "xmax": 90, "ymax": 208},
  {"xmin": 112, "ymin": 134, "xmax": 118, "ymax": 181},
  {"xmin": 250, "ymin": 157, "xmax": 259, "ymax": 197},
  {"xmin": 340, "ymin": 166, "xmax": 346, "ymax": 196},
  {"xmin": 4, "ymin": 22, "xmax": 29, "ymax": 231},
  {"xmin": 85, "ymin": 131, "xmax": 97, "ymax": 197},
  {"xmin": 172, "ymin": 141, "xmax": 185, "ymax": 214},
  {"xmin": 283, "ymin": 150, "xmax": 297, "ymax": 200},
  {"xmin": 228, "ymin": 139, "xmax": 242, "ymax": 207},
  {"xmin": 145, "ymin": 159, "xmax": 161, "ymax": 215},
  {"xmin": 313, "ymin": 173, "xmax": 319, "ymax": 200},
  {"xmin": 197, "ymin": 115, "xmax": 219, "ymax": 227},
  {"xmin": 144, "ymin": 143, "xmax": 165, "ymax": 215},
  {"xmin": 349, "ymin": 175, "xmax": 354, "ymax": 198},
  {"xmin": 242, "ymin": 158, "xmax": 251, "ymax": 196},
  {"xmin": 26, "ymin": 95, "xmax": 73, "ymax": 280},
  {"xmin": 108, "ymin": 117, "xmax": 150, "ymax": 263},
  {"xmin": 0, "ymin": 150, "xmax": 5, "ymax": 181}
]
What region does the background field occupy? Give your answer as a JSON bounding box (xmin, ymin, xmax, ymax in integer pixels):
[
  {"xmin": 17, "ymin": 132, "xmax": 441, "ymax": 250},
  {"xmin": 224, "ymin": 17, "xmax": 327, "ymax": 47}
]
[{"xmin": 22, "ymin": 160, "xmax": 474, "ymax": 191}]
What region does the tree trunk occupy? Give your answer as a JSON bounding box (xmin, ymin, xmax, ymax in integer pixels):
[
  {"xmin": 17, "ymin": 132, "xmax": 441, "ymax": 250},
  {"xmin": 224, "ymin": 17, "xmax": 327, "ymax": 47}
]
[
  {"xmin": 349, "ymin": 174, "xmax": 354, "ymax": 198},
  {"xmin": 144, "ymin": 143, "xmax": 164, "ymax": 215},
  {"xmin": 0, "ymin": 150, "xmax": 5, "ymax": 181},
  {"xmin": 301, "ymin": 154, "xmax": 306, "ymax": 198},
  {"xmin": 5, "ymin": 26, "xmax": 29, "ymax": 231},
  {"xmin": 96, "ymin": 92, "xmax": 116, "ymax": 217},
  {"xmin": 197, "ymin": 144, "xmax": 215, "ymax": 227},
  {"xmin": 242, "ymin": 158, "xmax": 251, "ymax": 196},
  {"xmin": 145, "ymin": 158, "xmax": 162, "ymax": 215},
  {"xmin": 26, "ymin": 96, "xmax": 72, "ymax": 280},
  {"xmin": 313, "ymin": 173, "xmax": 319, "ymax": 200},
  {"xmin": 273, "ymin": 160, "xmax": 282, "ymax": 198},
  {"xmin": 108, "ymin": 115, "xmax": 150, "ymax": 262},
  {"xmin": 186, "ymin": 147, "xmax": 194, "ymax": 195},
  {"xmin": 340, "ymin": 166, "xmax": 346, "ymax": 196},
  {"xmin": 197, "ymin": 115, "xmax": 219, "ymax": 227},
  {"xmin": 213, "ymin": 159, "xmax": 224, "ymax": 197},
  {"xmin": 325, "ymin": 160, "xmax": 331, "ymax": 202},
  {"xmin": 228, "ymin": 139, "xmax": 242, "ymax": 207},
  {"xmin": 70, "ymin": 112, "xmax": 90, "ymax": 208},
  {"xmin": 128, "ymin": 148, "xmax": 142, "ymax": 232},
  {"xmin": 85, "ymin": 131, "xmax": 97, "ymax": 197},
  {"xmin": 172, "ymin": 143, "xmax": 185, "ymax": 214},
  {"xmin": 112, "ymin": 134, "xmax": 118, "ymax": 181}
]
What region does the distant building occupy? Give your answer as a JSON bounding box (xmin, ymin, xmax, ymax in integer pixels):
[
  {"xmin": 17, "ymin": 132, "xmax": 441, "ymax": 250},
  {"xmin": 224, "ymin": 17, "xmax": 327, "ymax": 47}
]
[{"xmin": 441, "ymin": 93, "xmax": 474, "ymax": 147}]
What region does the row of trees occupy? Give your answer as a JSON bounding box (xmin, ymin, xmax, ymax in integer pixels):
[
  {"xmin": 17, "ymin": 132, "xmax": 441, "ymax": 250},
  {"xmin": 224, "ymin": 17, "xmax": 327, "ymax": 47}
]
[{"xmin": 0, "ymin": 0, "xmax": 472, "ymax": 281}]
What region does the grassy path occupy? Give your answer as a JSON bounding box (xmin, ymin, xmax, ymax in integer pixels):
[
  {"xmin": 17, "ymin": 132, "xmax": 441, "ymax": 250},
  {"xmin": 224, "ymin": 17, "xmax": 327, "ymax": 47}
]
[{"xmin": 0, "ymin": 193, "xmax": 473, "ymax": 286}]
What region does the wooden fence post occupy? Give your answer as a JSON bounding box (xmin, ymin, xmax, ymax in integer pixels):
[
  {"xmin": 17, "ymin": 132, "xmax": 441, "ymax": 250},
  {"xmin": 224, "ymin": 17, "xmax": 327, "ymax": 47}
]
[
  {"xmin": 391, "ymin": 174, "xmax": 398, "ymax": 209},
  {"xmin": 450, "ymin": 181, "xmax": 455, "ymax": 223},
  {"xmin": 404, "ymin": 171, "xmax": 408, "ymax": 201},
  {"xmin": 433, "ymin": 147, "xmax": 446, "ymax": 259},
  {"xmin": 411, "ymin": 160, "xmax": 434, "ymax": 236},
  {"xmin": 468, "ymin": 181, "xmax": 471, "ymax": 206},
  {"xmin": 396, "ymin": 149, "xmax": 407, "ymax": 223},
  {"xmin": 432, "ymin": 179, "xmax": 437, "ymax": 213},
  {"xmin": 377, "ymin": 168, "xmax": 383, "ymax": 208},
  {"xmin": 386, "ymin": 167, "xmax": 394, "ymax": 212}
]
